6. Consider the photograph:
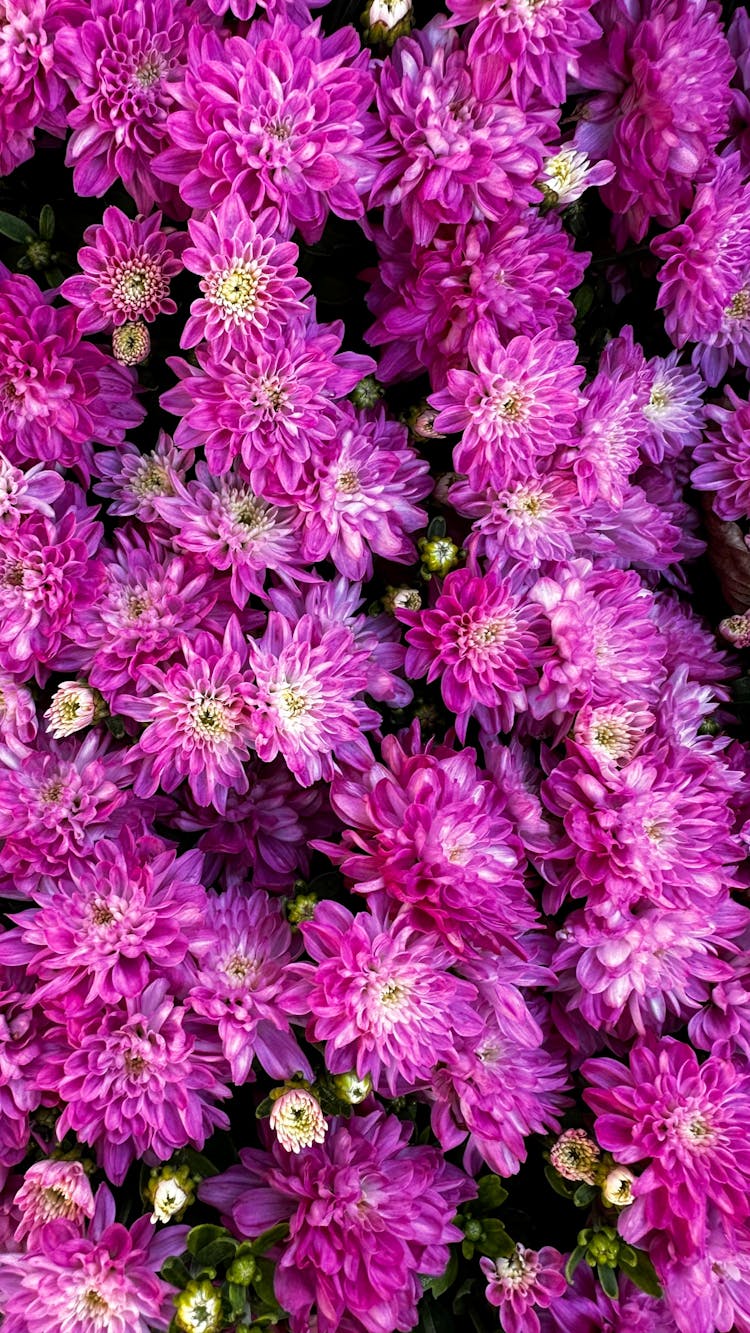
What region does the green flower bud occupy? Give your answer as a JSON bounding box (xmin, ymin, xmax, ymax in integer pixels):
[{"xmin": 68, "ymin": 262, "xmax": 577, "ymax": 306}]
[
  {"xmin": 350, "ymin": 374, "xmax": 384, "ymax": 410},
  {"xmin": 174, "ymin": 1278, "xmax": 222, "ymax": 1333},
  {"xmin": 287, "ymin": 892, "xmax": 317, "ymax": 926},
  {"xmin": 227, "ymin": 1254, "xmax": 258, "ymax": 1284},
  {"xmin": 332, "ymin": 1071, "xmax": 372, "ymax": 1104},
  {"xmin": 418, "ymin": 535, "xmax": 460, "ymax": 576},
  {"xmin": 464, "ymin": 1219, "xmax": 483, "ymax": 1242}
]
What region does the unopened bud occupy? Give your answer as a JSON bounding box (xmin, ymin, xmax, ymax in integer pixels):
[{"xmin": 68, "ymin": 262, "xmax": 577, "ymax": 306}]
[
  {"xmin": 113, "ymin": 320, "xmax": 150, "ymax": 366},
  {"xmin": 332, "ymin": 1071, "xmax": 372, "ymax": 1105},
  {"xmin": 146, "ymin": 1163, "xmax": 195, "ymax": 1223},
  {"xmin": 550, "ymin": 1129, "xmax": 601, "ymax": 1185},
  {"xmin": 175, "ymin": 1279, "xmax": 222, "ymax": 1333},
  {"xmin": 44, "ymin": 682, "xmax": 102, "ymax": 739},
  {"xmin": 601, "ymin": 1166, "xmax": 635, "ymax": 1207},
  {"xmin": 419, "ymin": 535, "xmax": 459, "ymax": 576},
  {"xmin": 361, "ymin": 0, "xmax": 412, "ymax": 47},
  {"xmin": 287, "ymin": 892, "xmax": 317, "ymax": 926},
  {"xmin": 350, "ymin": 374, "xmax": 384, "ymax": 410},
  {"xmin": 382, "ymin": 585, "xmax": 421, "ymax": 615},
  {"xmin": 720, "ymin": 613, "xmax": 750, "ymax": 649},
  {"xmin": 269, "ymin": 1087, "xmax": 327, "ymax": 1154}
]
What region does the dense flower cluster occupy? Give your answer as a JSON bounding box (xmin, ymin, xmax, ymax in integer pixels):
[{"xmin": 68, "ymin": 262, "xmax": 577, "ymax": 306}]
[{"xmin": 1, "ymin": 2, "xmax": 750, "ymax": 1333}]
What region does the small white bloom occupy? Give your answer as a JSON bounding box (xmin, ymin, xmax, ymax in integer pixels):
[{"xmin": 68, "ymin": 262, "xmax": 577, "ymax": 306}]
[
  {"xmin": 150, "ymin": 1177, "xmax": 189, "ymax": 1224},
  {"xmin": 269, "ymin": 1088, "xmax": 327, "ymax": 1154},
  {"xmin": 367, "ymin": 0, "xmax": 411, "ymax": 28},
  {"xmin": 540, "ymin": 147, "xmax": 615, "ymax": 207},
  {"xmin": 602, "ymin": 1166, "xmax": 635, "ymax": 1207},
  {"xmin": 44, "ymin": 682, "xmax": 97, "ymax": 739}
]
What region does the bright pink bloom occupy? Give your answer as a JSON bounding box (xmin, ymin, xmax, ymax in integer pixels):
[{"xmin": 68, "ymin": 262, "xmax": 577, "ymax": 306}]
[
  {"xmin": 200, "ymin": 1111, "xmax": 473, "ymax": 1333},
  {"xmin": 481, "ymin": 1245, "xmax": 566, "ymax": 1333},
  {"xmin": 93, "ymin": 431, "xmax": 193, "ymax": 526},
  {"xmin": 453, "ymin": 471, "xmax": 582, "ymax": 568},
  {"xmin": 62, "ymin": 207, "xmax": 185, "ymax": 334},
  {"xmin": 12, "ymin": 1159, "xmax": 94, "ymax": 1245},
  {"xmin": 0, "ymin": 966, "xmax": 43, "ymax": 1167},
  {"xmin": 0, "ymin": 0, "xmax": 82, "ymax": 177},
  {"xmin": 0, "ymin": 454, "xmax": 64, "ymax": 536},
  {"xmin": 692, "ymin": 388, "xmax": 750, "ymax": 521}
]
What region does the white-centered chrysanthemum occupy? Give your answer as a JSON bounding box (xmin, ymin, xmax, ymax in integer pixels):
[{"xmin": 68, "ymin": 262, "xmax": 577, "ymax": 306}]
[{"xmin": 44, "ymin": 682, "xmax": 98, "ymax": 739}]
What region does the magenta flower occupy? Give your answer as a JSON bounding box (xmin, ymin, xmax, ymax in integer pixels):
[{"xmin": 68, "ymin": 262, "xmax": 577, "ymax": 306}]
[
  {"xmin": 62, "ymin": 207, "xmax": 186, "ymax": 334},
  {"xmin": 692, "ymin": 388, "xmax": 750, "ymax": 521},
  {"xmin": 47, "ymin": 979, "xmax": 229, "ymax": 1184},
  {"xmin": 284, "ymin": 900, "xmax": 481, "ymax": 1094},
  {"xmin": 0, "ymin": 273, "xmax": 143, "ymax": 473},
  {"xmin": 56, "ymin": 0, "xmax": 193, "ymax": 213},
  {"xmin": 245, "ymin": 610, "xmax": 379, "ymax": 786},
  {"xmin": 120, "ymin": 623, "xmax": 256, "ymax": 814},
  {"xmin": 546, "ymin": 1264, "xmax": 678, "ymax": 1333},
  {"xmin": 365, "ymin": 207, "xmax": 587, "ymax": 386},
  {"xmin": 431, "ymin": 331, "xmax": 584, "ymax": 489},
  {"xmin": 0, "ymin": 672, "xmax": 37, "ymax": 750},
  {"xmin": 0, "ymin": 0, "xmax": 82, "ymax": 177},
  {"xmin": 0, "ymin": 966, "xmax": 43, "ymax": 1167},
  {"xmin": 318, "ymin": 725, "xmax": 533, "ymax": 957},
  {"xmin": 0, "ymin": 831, "xmax": 206, "ymax": 1010},
  {"xmin": 12, "ymin": 1159, "xmax": 95, "ymax": 1245},
  {"xmin": 398, "ymin": 565, "xmax": 545, "ymax": 741},
  {"xmin": 583, "ymin": 1036, "xmax": 750, "ymax": 1259},
  {"xmin": 452, "ymin": 472, "xmax": 583, "ymax": 568},
  {"xmin": 481, "ymin": 1245, "xmax": 566, "ymax": 1333},
  {"xmin": 640, "ymin": 352, "xmax": 705, "ymax": 465},
  {"xmin": 655, "ymin": 1214, "xmax": 750, "ymax": 1333},
  {"xmin": 155, "ymin": 16, "xmax": 379, "ymax": 244},
  {"xmin": 162, "ymin": 314, "xmax": 373, "ymax": 494},
  {"xmin": 181, "ymin": 194, "xmax": 310, "ymax": 361},
  {"xmin": 576, "ymin": 0, "xmax": 734, "ymax": 242},
  {"xmin": 371, "ymin": 19, "xmax": 550, "ymax": 246},
  {"xmin": 298, "ymin": 404, "xmax": 430, "ymax": 581},
  {"xmin": 0, "ymin": 454, "xmax": 64, "ymax": 536},
  {"xmin": 0, "ymin": 1184, "xmax": 188, "ymax": 1331},
  {"xmin": 0, "ymin": 733, "xmax": 132, "ymax": 897},
  {"xmin": 186, "ymin": 885, "xmax": 310, "ymax": 1085},
  {"xmin": 153, "ymin": 463, "xmax": 307, "ymax": 609},
  {"xmin": 445, "ymin": 0, "xmax": 599, "ymax": 106},
  {"xmin": 200, "ymin": 1111, "xmax": 473, "ymax": 1333},
  {"xmin": 93, "ymin": 431, "xmax": 193, "ymax": 525}
]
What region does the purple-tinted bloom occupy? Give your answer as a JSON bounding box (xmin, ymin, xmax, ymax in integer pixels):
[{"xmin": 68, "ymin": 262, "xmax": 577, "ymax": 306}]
[
  {"xmin": 445, "ymin": 0, "xmax": 598, "ymax": 106},
  {"xmin": 284, "ymin": 899, "xmax": 481, "ymax": 1094},
  {"xmin": 0, "ymin": 1183, "xmax": 188, "ymax": 1331},
  {"xmin": 640, "ymin": 352, "xmax": 705, "ymax": 465},
  {"xmin": 452, "ymin": 471, "xmax": 583, "ymax": 569},
  {"xmin": 481, "ymin": 1245, "xmax": 566, "ymax": 1333},
  {"xmin": 576, "ymin": 0, "xmax": 734, "ymax": 242},
  {"xmin": 46, "ymin": 979, "xmax": 229, "ymax": 1184},
  {"xmin": 155, "ymin": 17, "xmax": 379, "ymax": 244},
  {"xmin": 0, "ymin": 965, "xmax": 43, "ymax": 1167},
  {"xmin": 366, "ymin": 208, "xmax": 588, "ymax": 386},
  {"xmin": 583, "ymin": 1036, "xmax": 750, "ymax": 1259},
  {"xmin": 371, "ymin": 19, "xmax": 551, "ymax": 246},
  {"xmin": 93, "ymin": 431, "xmax": 193, "ymax": 526},
  {"xmin": 186, "ymin": 885, "xmax": 308, "ymax": 1085},
  {"xmin": 56, "ymin": 0, "xmax": 194, "ymax": 213},
  {"xmin": 692, "ymin": 388, "xmax": 750, "ymax": 521},
  {"xmin": 162, "ymin": 313, "xmax": 372, "ymax": 494},
  {"xmin": 431, "ymin": 331, "xmax": 584, "ymax": 489},
  {"xmin": 62, "ymin": 207, "xmax": 185, "ymax": 334},
  {"xmin": 655, "ymin": 1213, "xmax": 750, "ymax": 1333},
  {"xmin": 180, "ymin": 194, "xmax": 309, "ymax": 361},
  {"xmin": 298, "ymin": 404, "xmax": 430, "ymax": 581},
  {"xmin": 399, "ymin": 565, "xmax": 546, "ymax": 741},
  {"xmin": 120, "ymin": 623, "xmax": 256, "ymax": 813},
  {"xmin": 12, "ymin": 1159, "xmax": 95, "ymax": 1245},
  {"xmin": 154, "ymin": 463, "xmax": 307, "ymax": 609},
  {"xmin": 0, "ymin": 831, "xmax": 206, "ymax": 1010},
  {"xmin": 318, "ymin": 725, "xmax": 534, "ymax": 957},
  {"xmin": 0, "ymin": 454, "xmax": 64, "ymax": 536},
  {"xmin": 544, "ymin": 1263, "xmax": 679, "ymax": 1333},
  {"xmin": 0, "ymin": 273, "xmax": 143, "ymax": 473},
  {"xmin": 245, "ymin": 609, "xmax": 379, "ymax": 786},
  {"xmin": 201, "ymin": 1110, "xmax": 473, "ymax": 1333},
  {"xmin": 0, "ymin": 672, "xmax": 37, "ymax": 750},
  {"xmin": 0, "ymin": 0, "xmax": 82, "ymax": 177}
]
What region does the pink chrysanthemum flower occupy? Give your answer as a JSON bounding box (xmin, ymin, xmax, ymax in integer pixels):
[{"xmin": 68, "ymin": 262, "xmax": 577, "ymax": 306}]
[
  {"xmin": 47, "ymin": 979, "xmax": 230, "ymax": 1184},
  {"xmin": 120, "ymin": 623, "xmax": 256, "ymax": 814},
  {"xmin": 0, "ymin": 273, "xmax": 143, "ymax": 473},
  {"xmin": 366, "ymin": 209, "xmax": 588, "ymax": 386},
  {"xmin": 298, "ymin": 404, "xmax": 430, "ymax": 581},
  {"xmin": 78, "ymin": 528, "xmax": 219, "ymax": 707},
  {"xmin": 200, "ymin": 1111, "xmax": 473, "ymax": 1333},
  {"xmin": 654, "ymin": 1215, "xmax": 750, "ymax": 1333},
  {"xmin": 0, "ymin": 672, "xmax": 37, "ymax": 749},
  {"xmin": 56, "ymin": 0, "xmax": 194, "ymax": 213},
  {"xmin": 570, "ymin": 327, "xmax": 648, "ymax": 508},
  {"xmin": 154, "ymin": 463, "xmax": 307, "ymax": 609},
  {"xmin": 0, "ymin": 0, "xmax": 82, "ymax": 177},
  {"xmin": 447, "ymin": 0, "xmax": 598, "ymax": 105},
  {"xmin": 689, "ymin": 949, "xmax": 750, "ymax": 1064},
  {"xmin": 576, "ymin": 0, "xmax": 734, "ymax": 243},
  {"xmin": 541, "ymin": 740, "xmax": 743, "ymax": 915},
  {"xmin": 552, "ymin": 898, "xmax": 747, "ymax": 1042},
  {"xmin": 284, "ymin": 900, "xmax": 481, "ymax": 1094},
  {"xmin": 398, "ymin": 565, "xmax": 545, "ymax": 741},
  {"xmin": 0, "ymin": 831, "xmax": 206, "ymax": 1010},
  {"xmin": 583, "ymin": 1036, "xmax": 750, "ymax": 1259},
  {"xmin": 0, "ymin": 733, "xmax": 132, "ymax": 897},
  {"xmin": 0, "ymin": 453, "xmax": 64, "ymax": 535},
  {"xmin": 186, "ymin": 885, "xmax": 310, "ymax": 1085},
  {"xmin": 94, "ymin": 431, "xmax": 193, "ymax": 525},
  {"xmin": 573, "ymin": 699, "xmax": 653, "ymax": 770},
  {"xmin": 481, "ymin": 1245, "xmax": 566, "ymax": 1333},
  {"xmin": 640, "ymin": 352, "xmax": 705, "ymax": 465},
  {"xmin": 245, "ymin": 610, "xmax": 379, "ymax": 787},
  {"xmin": 546, "ymin": 1264, "xmax": 678, "ymax": 1333},
  {"xmin": 62, "ymin": 207, "xmax": 185, "ymax": 334},
  {"xmin": 452, "ymin": 471, "xmax": 583, "ymax": 568},
  {"xmin": 0, "ymin": 507, "xmax": 103, "ymax": 683},
  {"xmin": 0, "ymin": 1184, "xmax": 188, "ymax": 1332},
  {"xmin": 181, "ymin": 194, "xmax": 309, "ymax": 361},
  {"xmin": 318, "ymin": 725, "xmax": 533, "ymax": 957},
  {"xmin": 653, "ymin": 152, "xmax": 750, "ymax": 386},
  {"xmin": 0, "ymin": 966, "xmax": 43, "ymax": 1167},
  {"xmin": 155, "ymin": 17, "xmax": 379, "ymax": 244},
  {"xmin": 692, "ymin": 388, "xmax": 750, "ymax": 522},
  {"xmin": 431, "ymin": 331, "xmax": 584, "ymax": 489},
  {"xmin": 371, "ymin": 19, "xmax": 551, "ymax": 246},
  {"xmin": 12, "ymin": 1159, "xmax": 95, "ymax": 1245},
  {"xmin": 162, "ymin": 314, "xmax": 372, "ymax": 494}
]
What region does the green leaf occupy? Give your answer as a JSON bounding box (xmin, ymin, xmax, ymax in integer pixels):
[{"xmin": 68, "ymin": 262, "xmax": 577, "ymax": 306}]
[
  {"xmin": 186, "ymin": 1224, "xmax": 227, "ymax": 1258},
  {"xmin": 426, "ymin": 515, "xmax": 447, "ymax": 539},
  {"xmin": 226, "ymin": 1281, "xmax": 248, "ymax": 1318},
  {"xmin": 159, "ymin": 1256, "xmax": 191, "ymax": 1290},
  {"xmin": 183, "ymin": 1148, "xmax": 219, "ymax": 1179},
  {"xmin": 416, "ymin": 1295, "xmax": 456, "ymax": 1333},
  {"xmin": 43, "ymin": 266, "xmax": 65, "ymax": 288},
  {"xmin": 0, "ymin": 211, "xmax": 35, "ymax": 244},
  {"xmin": 573, "ymin": 283, "xmax": 594, "ymax": 318},
  {"xmin": 565, "ymin": 1245, "xmax": 587, "ymax": 1283},
  {"xmin": 255, "ymin": 1096, "xmax": 273, "ymax": 1119},
  {"xmin": 597, "ymin": 1264, "xmax": 619, "ymax": 1299},
  {"xmin": 38, "ymin": 206, "xmax": 55, "ymax": 241},
  {"xmin": 461, "ymin": 1238, "xmax": 475, "ymax": 1260},
  {"xmin": 476, "ymin": 1175, "xmax": 508, "ymax": 1215},
  {"xmin": 625, "ymin": 1251, "xmax": 663, "ymax": 1300},
  {"xmin": 619, "ymin": 1245, "xmax": 638, "ymax": 1268},
  {"xmin": 544, "ymin": 1163, "xmax": 576, "ymax": 1199},
  {"xmin": 195, "ymin": 1237, "xmax": 237, "ymax": 1267},
  {"xmin": 573, "ymin": 1183, "xmax": 598, "ymax": 1208},
  {"xmin": 250, "ymin": 1221, "xmax": 289, "ymax": 1255},
  {"xmin": 251, "ymin": 1257, "xmax": 281, "ymax": 1311},
  {"xmin": 476, "ymin": 1219, "xmax": 514, "ymax": 1260},
  {"xmin": 421, "ymin": 1250, "xmax": 459, "ymax": 1299}
]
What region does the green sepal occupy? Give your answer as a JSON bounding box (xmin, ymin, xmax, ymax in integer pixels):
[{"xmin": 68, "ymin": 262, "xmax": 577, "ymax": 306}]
[
  {"xmin": 38, "ymin": 205, "xmax": 55, "ymax": 241},
  {"xmin": 476, "ymin": 1218, "xmax": 514, "ymax": 1260},
  {"xmin": 250, "ymin": 1221, "xmax": 289, "ymax": 1255},
  {"xmin": 565, "ymin": 1245, "xmax": 587, "ymax": 1283},
  {"xmin": 0, "ymin": 211, "xmax": 35, "ymax": 243},
  {"xmin": 159, "ymin": 1256, "xmax": 191, "ymax": 1290},
  {"xmin": 544, "ymin": 1163, "xmax": 576, "ymax": 1199},
  {"xmin": 420, "ymin": 1249, "xmax": 458, "ymax": 1299},
  {"xmin": 573, "ymin": 1182, "xmax": 598, "ymax": 1208},
  {"xmin": 475, "ymin": 1174, "xmax": 508, "ymax": 1215}
]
